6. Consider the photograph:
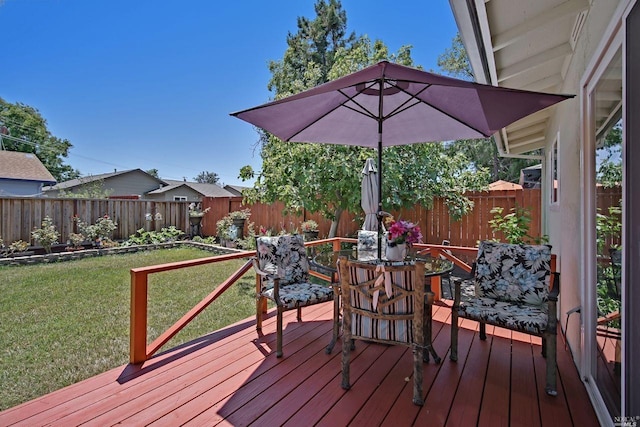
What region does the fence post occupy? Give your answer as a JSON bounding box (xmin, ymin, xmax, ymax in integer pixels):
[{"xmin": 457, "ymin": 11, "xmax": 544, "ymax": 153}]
[{"xmin": 130, "ymin": 270, "xmax": 148, "ymax": 364}]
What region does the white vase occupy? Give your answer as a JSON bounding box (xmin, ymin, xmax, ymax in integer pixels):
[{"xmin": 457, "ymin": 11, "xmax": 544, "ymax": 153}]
[{"xmin": 385, "ymin": 242, "xmax": 407, "ymax": 261}]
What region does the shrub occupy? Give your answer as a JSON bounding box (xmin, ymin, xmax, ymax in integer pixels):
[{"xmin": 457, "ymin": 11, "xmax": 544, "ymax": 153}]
[
  {"xmin": 9, "ymin": 240, "xmax": 30, "ymax": 254},
  {"xmin": 300, "ymin": 220, "xmax": 319, "ymax": 232},
  {"xmin": 75, "ymin": 215, "xmax": 118, "ymax": 244},
  {"xmin": 488, "ymin": 206, "xmax": 547, "ymax": 244},
  {"xmin": 31, "ymin": 216, "xmax": 60, "ymax": 253},
  {"xmin": 68, "ymin": 233, "xmax": 85, "ymax": 248},
  {"xmin": 123, "ymin": 227, "xmax": 185, "ymax": 246}
]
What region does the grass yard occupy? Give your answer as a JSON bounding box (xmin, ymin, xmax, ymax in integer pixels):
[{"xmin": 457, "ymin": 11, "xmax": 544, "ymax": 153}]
[{"xmin": 0, "ymin": 247, "xmax": 256, "ymax": 411}]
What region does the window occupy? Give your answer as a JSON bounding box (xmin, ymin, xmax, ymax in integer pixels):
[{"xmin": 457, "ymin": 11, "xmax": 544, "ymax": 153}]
[{"xmin": 173, "ymin": 196, "xmax": 187, "ymax": 201}]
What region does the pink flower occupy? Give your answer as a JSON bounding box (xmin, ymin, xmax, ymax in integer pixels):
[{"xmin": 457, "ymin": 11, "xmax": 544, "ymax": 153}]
[{"xmin": 387, "ymin": 220, "xmax": 422, "ymax": 245}]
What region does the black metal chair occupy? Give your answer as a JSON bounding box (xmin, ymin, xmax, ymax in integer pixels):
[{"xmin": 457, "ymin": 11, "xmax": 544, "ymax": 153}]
[
  {"xmin": 253, "ymin": 235, "xmax": 334, "ymax": 357},
  {"xmin": 450, "ymin": 241, "xmax": 560, "ymax": 396}
]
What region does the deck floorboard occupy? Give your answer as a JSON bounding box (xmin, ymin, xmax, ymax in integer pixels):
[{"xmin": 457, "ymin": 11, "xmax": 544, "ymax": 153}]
[{"xmin": 0, "ymin": 299, "xmax": 599, "ymax": 426}]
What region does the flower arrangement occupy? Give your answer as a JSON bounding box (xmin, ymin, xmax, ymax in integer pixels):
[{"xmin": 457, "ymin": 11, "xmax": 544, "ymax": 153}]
[
  {"xmin": 385, "ymin": 217, "xmax": 422, "ymax": 246},
  {"xmin": 188, "ymin": 203, "xmax": 211, "ymax": 217}
]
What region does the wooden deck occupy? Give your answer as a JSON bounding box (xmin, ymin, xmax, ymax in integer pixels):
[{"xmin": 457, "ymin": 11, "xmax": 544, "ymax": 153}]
[{"xmin": 0, "ymin": 300, "xmax": 599, "ymax": 426}]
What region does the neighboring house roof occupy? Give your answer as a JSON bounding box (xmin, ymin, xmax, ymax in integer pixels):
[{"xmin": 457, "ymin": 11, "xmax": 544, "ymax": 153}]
[
  {"xmin": 44, "ymin": 168, "xmax": 166, "ymax": 191},
  {"xmin": 0, "ymin": 150, "xmax": 56, "ymax": 184},
  {"xmin": 148, "ymin": 180, "xmax": 237, "ymax": 197},
  {"xmin": 488, "ymin": 180, "xmax": 523, "ymax": 191},
  {"xmin": 223, "ymin": 184, "xmax": 247, "ymax": 196}
]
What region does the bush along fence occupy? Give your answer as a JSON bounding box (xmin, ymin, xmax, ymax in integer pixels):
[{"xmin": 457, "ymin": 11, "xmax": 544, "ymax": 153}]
[
  {"xmin": 0, "ymin": 197, "xmax": 190, "ymax": 249},
  {"xmin": 201, "ymin": 189, "xmax": 547, "ymax": 248},
  {"xmin": 201, "ymin": 187, "xmax": 621, "ymax": 248},
  {"xmin": 0, "ymin": 186, "xmax": 621, "ymax": 251}
]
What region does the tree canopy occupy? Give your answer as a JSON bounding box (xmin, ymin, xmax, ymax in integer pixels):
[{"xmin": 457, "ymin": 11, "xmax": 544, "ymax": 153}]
[
  {"xmin": 240, "ymin": 1, "xmax": 489, "ymax": 236},
  {"xmin": 597, "ymin": 121, "xmax": 622, "ymax": 187},
  {"xmin": 194, "ymin": 171, "xmax": 220, "ymax": 184},
  {"xmin": 0, "ymin": 97, "xmax": 80, "ymax": 182}
]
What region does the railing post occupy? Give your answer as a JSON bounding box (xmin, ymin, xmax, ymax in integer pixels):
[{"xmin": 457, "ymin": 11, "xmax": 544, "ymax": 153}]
[
  {"xmin": 429, "ymin": 247, "xmax": 443, "ymax": 301},
  {"xmin": 332, "ymin": 237, "xmax": 342, "ymax": 252},
  {"xmin": 130, "ymin": 270, "xmax": 148, "ymax": 364}
]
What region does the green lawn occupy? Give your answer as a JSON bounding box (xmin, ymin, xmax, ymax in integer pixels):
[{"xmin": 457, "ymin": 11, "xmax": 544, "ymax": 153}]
[{"xmin": 0, "ymin": 247, "xmax": 256, "ymax": 411}]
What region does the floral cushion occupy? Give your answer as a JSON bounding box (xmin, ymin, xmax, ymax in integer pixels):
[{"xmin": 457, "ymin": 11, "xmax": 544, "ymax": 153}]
[
  {"xmin": 474, "ymin": 241, "xmax": 551, "ymax": 306},
  {"xmin": 256, "ymin": 235, "xmax": 332, "ymax": 309},
  {"xmin": 457, "ymin": 297, "xmax": 549, "ymax": 335},
  {"xmin": 256, "ymin": 235, "xmax": 310, "ymax": 289},
  {"xmin": 263, "ymin": 282, "xmax": 334, "ymax": 310}
]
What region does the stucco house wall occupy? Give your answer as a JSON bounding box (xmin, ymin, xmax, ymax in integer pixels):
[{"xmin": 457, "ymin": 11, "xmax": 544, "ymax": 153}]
[
  {"xmin": 145, "ymin": 185, "xmax": 203, "ymax": 202},
  {"xmin": 544, "ymin": 0, "xmax": 621, "ymax": 363},
  {"xmin": 0, "ymin": 178, "xmax": 45, "ymax": 197},
  {"xmin": 44, "ymin": 169, "xmax": 164, "ymax": 198},
  {"xmin": 0, "ymin": 151, "xmax": 56, "ymax": 197}
]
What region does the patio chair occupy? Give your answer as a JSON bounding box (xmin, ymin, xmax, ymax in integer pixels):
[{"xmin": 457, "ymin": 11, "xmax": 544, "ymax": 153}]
[
  {"xmin": 254, "ymin": 234, "xmax": 334, "ymax": 358},
  {"xmin": 450, "ymin": 240, "xmax": 560, "ymax": 396},
  {"xmin": 338, "ymin": 257, "xmax": 427, "ymax": 405}
]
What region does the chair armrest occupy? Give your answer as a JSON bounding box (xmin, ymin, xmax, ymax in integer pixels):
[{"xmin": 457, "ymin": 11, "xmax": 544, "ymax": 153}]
[
  {"xmin": 252, "ymin": 258, "xmax": 283, "ymax": 302},
  {"xmin": 451, "ymin": 262, "xmax": 475, "ymax": 306},
  {"xmin": 451, "ymin": 276, "xmax": 474, "ymax": 306},
  {"xmin": 548, "ymin": 272, "xmax": 560, "ymax": 302},
  {"xmin": 252, "ymin": 258, "xmax": 272, "ymax": 278}
]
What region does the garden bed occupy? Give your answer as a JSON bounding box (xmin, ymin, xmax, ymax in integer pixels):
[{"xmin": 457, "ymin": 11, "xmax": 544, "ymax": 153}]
[{"xmin": 0, "ymin": 241, "xmax": 244, "ymax": 267}]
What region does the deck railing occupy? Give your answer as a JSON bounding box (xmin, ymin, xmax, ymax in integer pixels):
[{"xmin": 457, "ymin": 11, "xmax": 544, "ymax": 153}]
[
  {"xmin": 129, "ymin": 238, "xmax": 481, "ymax": 364},
  {"xmin": 129, "ymin": 250, "xmax": 254, "ymax": 363}
]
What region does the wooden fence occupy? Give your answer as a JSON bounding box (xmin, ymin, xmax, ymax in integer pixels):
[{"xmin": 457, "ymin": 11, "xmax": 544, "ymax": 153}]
[
  {"xmin": 1, "ymin": 187, "xmax": 622, "ymax": 249},
  {"xmin": 200, "ymin": 189, "xmax": 546, "ymax": 248},
  {"xmin": 0, "ymin": 197, "xmax": 190, "ymax": 246}
]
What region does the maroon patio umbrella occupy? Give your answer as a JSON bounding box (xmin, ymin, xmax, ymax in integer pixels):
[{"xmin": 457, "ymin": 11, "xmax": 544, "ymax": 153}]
[{"xmin": 231, "ymin": 61, "xmax": 573, "ymax": 253}]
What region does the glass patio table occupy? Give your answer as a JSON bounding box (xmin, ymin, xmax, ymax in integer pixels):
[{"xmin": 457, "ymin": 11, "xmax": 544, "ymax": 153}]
[{"xmin": 311, "ymin": 249, "xmax": 453, "ymax": 359}]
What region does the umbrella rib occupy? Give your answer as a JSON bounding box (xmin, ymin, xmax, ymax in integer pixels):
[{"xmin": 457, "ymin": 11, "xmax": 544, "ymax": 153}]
[
  {"xmin": 337, "ymin": 85, "xmax": 380, "ymax": 120},
  {"xmin": 285, "ymin": 83, "xmax": 380, "ymax": 141},
  {"xmin": 387, "ymin": 81, "xmax": 493, "ymax": 138}
]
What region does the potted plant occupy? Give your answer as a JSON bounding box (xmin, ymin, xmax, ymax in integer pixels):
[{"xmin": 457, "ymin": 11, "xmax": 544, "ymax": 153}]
[
  {"xmin": 188, "ymin": 203, "xmax": 210, "ymax": 237},
  {"xmin": 188, "ymin": 203, "xmax": 210, "ymax": 221},
  {"xmin": 228, "ymin": 208, "xmax": 251, "ymax": 240},
  {"xmin": 384, "ymin": 217, "xmax": 422, "ymax": 261},
  {"xmin": 300, "ymin": 219, "xmax": 319, "ymax": 241}
]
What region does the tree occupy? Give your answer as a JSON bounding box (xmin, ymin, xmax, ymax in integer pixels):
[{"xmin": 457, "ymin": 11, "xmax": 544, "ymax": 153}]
[
  {"xmin": 0, "ymin": 97, "xmax": 80, "ymax": 182},
  {"xmin": 57, "ymin": 177, "xmax": 113, "ymax": 199},
  {"xmin": 267, "ymin": 0, "xmax": 356, "ymax": 98},
  {"xmin": 597, "ymin": 121, "xmax": 622, "ymax": 187},
  {"xmin": 437, "ymin": 35, "xmax": 539, "ymax": 183},
  {"xmin": 436, "ymin": 33, "xmax": 473, "ymax": 80},
  {"xmin": 194, "ymin": 171, "xmax": 219, "ymax": 184},
  {"xmin": 241, "ymin": 1, "xmax": 489, "ymax": 237},
  {"xmin": 146, "ymin": 168, "xmax": 160, "ymax": 179}
]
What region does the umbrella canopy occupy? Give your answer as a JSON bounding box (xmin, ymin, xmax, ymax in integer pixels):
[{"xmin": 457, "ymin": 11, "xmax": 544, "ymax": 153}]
[
  {"xmin": 231, "ymin": 61, "xmax": 573, "ymax": 250},
  {"xmin": 231, "ymin": 61, "xmax": 572, "ymax": 147},
  {"xmin": 361, "ymin": 158, "xmax": 378, "ymax": 231}
]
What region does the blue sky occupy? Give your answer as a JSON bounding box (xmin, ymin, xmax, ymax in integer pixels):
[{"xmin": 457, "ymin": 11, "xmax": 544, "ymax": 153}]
[{"xmin": 0, "ymin": 0, "xmax": 458, "ymax": 186}]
